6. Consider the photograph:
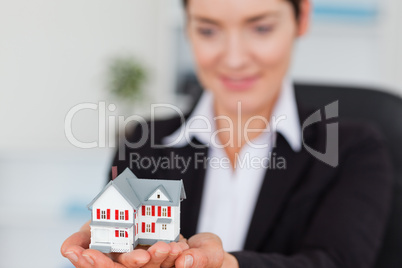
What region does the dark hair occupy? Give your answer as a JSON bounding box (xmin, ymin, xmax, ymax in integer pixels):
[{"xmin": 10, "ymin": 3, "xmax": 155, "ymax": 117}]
[{"xmin": 182, "ymin": 0, "xmax": 302, "ymax": 21}]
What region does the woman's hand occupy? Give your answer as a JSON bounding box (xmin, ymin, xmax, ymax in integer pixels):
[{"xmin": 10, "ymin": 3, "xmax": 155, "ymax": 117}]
[
  {"xmin": 175, "ymin": 233, "xmax": 239, "ymax": 268},
  {"xmin": 61, "ymin": 221, "xmax": 189, "ymax": 268}
]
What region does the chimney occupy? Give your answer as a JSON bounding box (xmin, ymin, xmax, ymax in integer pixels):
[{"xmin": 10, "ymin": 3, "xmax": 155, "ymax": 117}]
[{"xmin": 112, "ymin": 166, "xmax": 118, "ymax": 180}]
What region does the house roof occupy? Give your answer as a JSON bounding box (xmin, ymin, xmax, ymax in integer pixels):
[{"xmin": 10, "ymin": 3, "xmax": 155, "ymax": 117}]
[
  {"xmin": 87, "ymin": 168, "xmax": 186, "ymax": 209},
  {"xmin": 156, "ymin": 218, "xmax": 172, "ymax": 224}
]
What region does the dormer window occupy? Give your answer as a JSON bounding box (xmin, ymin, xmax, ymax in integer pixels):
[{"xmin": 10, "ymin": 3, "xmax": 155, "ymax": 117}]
[
  {"xmin": 120, "ymin": 211, "xmax": 125, "ymax": 220},
  {"xmin": 101, "ymin": 210, "xmax": 106, "ymax": 219},
  {"xmin": 146, "ymin": 187, "xmax": 171, "ymax": 202}
]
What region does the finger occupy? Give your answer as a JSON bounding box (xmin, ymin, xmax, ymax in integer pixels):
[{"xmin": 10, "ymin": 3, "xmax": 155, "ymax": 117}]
[
  {"xmin": 160, "ymin": 242, "xmax": 185, "ymax": 268},
  {"xmin": 179, "ymin": 234, "xmax": 188, "ymax": 244},
  {"xmin": 175, "ymin": 233, "xmax": 224, "ymax": 268},
  {"xmin": 135, "ymin": 244, "xmax": 151, "ymax": 250},
  {"xmin": 175, "ymin": 250, "xmax": 198, "ymax": 268},
  {"xmin": 115, "ymin": 248, "xmax": 151, "ymax": 268},
  {"xmin": 81, "ymin": 249, "xmax": 126, "ymax": 268},
  {"xmin": 187, "ymin": 232, "xmax": 222, "ymax": 250},
  {"xmin": 177, "ymin": 241, "xmax": 190, "ymax": 251},
  {"xmin": 61, "ymin": 232, "xmax": 91, "ymax": 267},
  {"xmin": 61, "ymin": 231, "xmax": 91, "ymax": 255},
  {"xmin": 62, "ymin": 245, "xmax": 95, "ymax": 268},
  {"xmin": 142, "ymin": 241, "xmax": 171, "ymax": 268},
  {"xmin": 61, "ymin": 221, "xmax": 91, "ymax": 255},
  {"xmin": 79, "ymin": 221, "xmax": 91, "ymax": 233}
]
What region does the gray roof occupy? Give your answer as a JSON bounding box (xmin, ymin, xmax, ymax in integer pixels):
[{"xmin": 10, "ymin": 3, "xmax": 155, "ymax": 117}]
[
  {"xmin": 90, "ymin": 221, "xmax": 133, "ymax": 228},
  {"xmin": 88, "ymin": 168, "xmax": 186, "ymax": 209}
]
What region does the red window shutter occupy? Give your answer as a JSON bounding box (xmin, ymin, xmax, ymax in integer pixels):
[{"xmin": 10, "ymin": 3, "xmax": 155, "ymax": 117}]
[
  {"xmin": 136, "ymin": 223, "xmax": 138, "ymax": 234},
  {"xmin": 115, "ymin": 210, "xmax": 119, "ymax": 220},
  {"xmin": 96, "ymin": 209, "xmax": 100, "ymax": 219},
  {"xmin": 125, "ymin": 231, "xmax": 128, "ymax": 238},
  {"xmin": 152, "ymin": 223, "xmax": 155, "ymax": 233},
  {"xmin": 142, "ymin": 206, "xmax": 146, "ymax": 216},
  {"xmin": 168, "ymin": 207, "xmax": 171, "ymax": 217},
  {"xmin": 107, "ymin": 209, "xmax": 110, "ymax": 220},
  {"xmin": 158, "ymin": 206, "xmax": 161, "ymax": 217},
  {"xmin": 125, "ymin": 210, "xmax": 129, "ymax": 220},
  {"xmin": 142, "ymin": 222, "xmax": 145, "ymax": 233},
  {"xmin": 115, "ymin": 230, "xmax": 119, "ymax": 237},
  {"xmin": 152, "ymin": 206, "xmax": 155, "ymax": 216}
]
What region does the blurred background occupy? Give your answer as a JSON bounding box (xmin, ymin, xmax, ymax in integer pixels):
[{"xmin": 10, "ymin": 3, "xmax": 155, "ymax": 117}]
[{"xmin": 0, "ymin": 0, "xmax": 401, "ymax": 267}]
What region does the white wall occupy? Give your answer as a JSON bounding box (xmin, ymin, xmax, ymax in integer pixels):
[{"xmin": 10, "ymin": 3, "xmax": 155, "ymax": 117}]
[
  {"xmin": 0, "ymin": 0, "xmax": 160, "ymax": 150},
  {"xmin": 380, "ymin": 0, "xmax": 402, "ymax": 93},
  {"xmin": 292, "ymin": 0, "xmax": 402, "ymax": 97}
]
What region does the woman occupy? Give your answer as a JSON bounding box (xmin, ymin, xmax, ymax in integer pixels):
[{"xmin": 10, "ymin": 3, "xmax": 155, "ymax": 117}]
[{"xmin": 61, "ymin": 0, "xmax": 392, "ymax": 267}]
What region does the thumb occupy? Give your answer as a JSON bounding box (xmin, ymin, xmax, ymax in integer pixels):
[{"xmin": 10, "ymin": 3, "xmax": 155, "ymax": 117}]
[
  {"xmin": 175, "ymin": 249, "xmax": 204, "ymax": 268},
  {"xmin": 175, "ymin": 233, "xmax": 224, "ymax": 268}
]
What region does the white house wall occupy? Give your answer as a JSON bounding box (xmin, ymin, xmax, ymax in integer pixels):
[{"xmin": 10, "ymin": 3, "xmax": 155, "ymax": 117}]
[
  {"xmin": 92, "ymin": 185, "xmax": 135, "ymax": 223},
  {"xmin": 111, "ymin": 227, "xmax": 134, "ymax": 252},
  {"xmin": 90, "ymin": 225, "xmax": 134, "ymax": 252},
  {"xmin": 173, "ymin": 203, "xmax": 180, "ymax": 238},
  {"xmin": 138, "ymin": 204, "xmax": 177, "ymax": 242}
]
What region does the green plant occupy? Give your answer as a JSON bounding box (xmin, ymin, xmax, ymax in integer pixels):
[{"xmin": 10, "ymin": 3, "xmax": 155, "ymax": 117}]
[{"xmin": 107, "ymin": 57, "xmax": 147, "ymax": 102}]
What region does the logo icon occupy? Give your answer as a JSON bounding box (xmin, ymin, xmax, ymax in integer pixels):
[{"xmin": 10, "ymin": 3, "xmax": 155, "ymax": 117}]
[{"xmin": 302, "ymin": 101, "xmax": 339, "ymax": 167}]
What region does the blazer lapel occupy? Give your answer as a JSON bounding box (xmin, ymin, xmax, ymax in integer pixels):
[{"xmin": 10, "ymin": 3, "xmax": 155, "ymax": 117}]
[
  {"xmin": 244, "ymin": 133, "xmax": 313, "ymax": 251},
  {"xmin": 160, "ymin": 140, "xmax": 209, "ymax": 239}
]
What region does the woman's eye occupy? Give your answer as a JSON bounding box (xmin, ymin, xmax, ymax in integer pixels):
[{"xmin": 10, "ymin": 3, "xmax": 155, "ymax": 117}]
[
  {"xmin": 197, "ymin": 28, "xmax": 215, "ymax": 37},
  {"xmin": 254, "ymin": 25, "xmax": 274, "ymax": 34}
]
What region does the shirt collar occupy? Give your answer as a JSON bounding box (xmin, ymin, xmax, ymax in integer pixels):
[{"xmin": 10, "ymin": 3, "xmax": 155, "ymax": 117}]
[
  {"xmin": 271, "ymin": 77, "xmax": 302, "ymax": 152},
  {"xmin": 162, "ymin": 78, "xmax": 302, "ymax": 152}
]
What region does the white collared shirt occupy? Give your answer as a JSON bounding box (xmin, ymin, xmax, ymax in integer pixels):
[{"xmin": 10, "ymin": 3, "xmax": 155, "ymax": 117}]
[{"xmin": 163, "ymin": 78, "xmax": 302, "ymax": 251}]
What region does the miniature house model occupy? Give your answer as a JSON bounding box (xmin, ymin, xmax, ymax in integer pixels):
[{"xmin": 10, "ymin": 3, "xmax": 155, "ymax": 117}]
[{"xmin": 87, "ymin": 168, "xmax": 186, "ymax": 253}]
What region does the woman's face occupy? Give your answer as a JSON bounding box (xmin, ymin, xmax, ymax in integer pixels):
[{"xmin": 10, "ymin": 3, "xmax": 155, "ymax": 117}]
[{"xmin": 186, "ymin": 0, "xmax": 309, "ymax": 117}]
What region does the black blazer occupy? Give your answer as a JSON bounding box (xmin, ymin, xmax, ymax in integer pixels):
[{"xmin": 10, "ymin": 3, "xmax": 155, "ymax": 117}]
[{"xmin": 110, "ymin": 90, "xmax": 393, "ymax": 268}]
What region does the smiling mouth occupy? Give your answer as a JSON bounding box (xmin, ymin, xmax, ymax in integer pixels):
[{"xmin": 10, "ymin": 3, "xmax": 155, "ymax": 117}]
[{"xmin": 220, "ymin": 75, "xmax": 259, "ymax": 91}]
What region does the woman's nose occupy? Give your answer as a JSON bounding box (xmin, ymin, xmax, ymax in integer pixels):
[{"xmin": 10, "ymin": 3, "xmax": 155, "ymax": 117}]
[{"xmin": 222, "ymin": 33, "xmax": 248, "ymax": 70}]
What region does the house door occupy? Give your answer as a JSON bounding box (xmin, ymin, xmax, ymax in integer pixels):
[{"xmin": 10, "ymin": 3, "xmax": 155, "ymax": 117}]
[{"xmin": 93, "ymin": 228, "xmax": 110, "ymax": 244}]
